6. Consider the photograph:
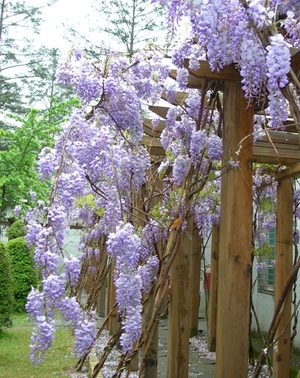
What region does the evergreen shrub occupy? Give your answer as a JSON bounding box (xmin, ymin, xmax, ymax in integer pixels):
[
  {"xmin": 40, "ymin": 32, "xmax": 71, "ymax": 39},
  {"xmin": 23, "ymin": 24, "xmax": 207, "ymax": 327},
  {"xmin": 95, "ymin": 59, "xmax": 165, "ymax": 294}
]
[
  {"xmin": 6, "ymin": 220, "xmax": 27, "ymax": 240},
  {"xmin": 0, "ymin": 242, "xmax": 14, "ymax": 330},
  {"xmin": 6, "ymin": 237, "xmax": 37, "ymax": 312}
]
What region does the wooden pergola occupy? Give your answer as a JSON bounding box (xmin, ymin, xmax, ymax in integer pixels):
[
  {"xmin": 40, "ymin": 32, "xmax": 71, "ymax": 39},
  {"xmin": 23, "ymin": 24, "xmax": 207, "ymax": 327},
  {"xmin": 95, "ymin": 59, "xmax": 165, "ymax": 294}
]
[{"xmin": 140, "ymin": 52, "xmax": 300, "ymax": 377}]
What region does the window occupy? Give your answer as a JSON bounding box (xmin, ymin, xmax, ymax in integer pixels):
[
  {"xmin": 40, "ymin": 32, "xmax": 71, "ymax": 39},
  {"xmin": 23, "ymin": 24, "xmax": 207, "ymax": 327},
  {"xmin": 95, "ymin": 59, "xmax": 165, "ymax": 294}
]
[{"xmin": 257, "ymin": 228, "xmax": 275, "ymax": 295}]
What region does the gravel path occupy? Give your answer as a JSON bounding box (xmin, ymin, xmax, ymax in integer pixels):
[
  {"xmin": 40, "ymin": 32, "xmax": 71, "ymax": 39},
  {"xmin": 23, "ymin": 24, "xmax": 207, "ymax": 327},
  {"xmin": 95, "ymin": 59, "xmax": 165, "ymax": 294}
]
[{"xmin": 66, "ymin": 326, "xmax": 272, "ymax": 378}]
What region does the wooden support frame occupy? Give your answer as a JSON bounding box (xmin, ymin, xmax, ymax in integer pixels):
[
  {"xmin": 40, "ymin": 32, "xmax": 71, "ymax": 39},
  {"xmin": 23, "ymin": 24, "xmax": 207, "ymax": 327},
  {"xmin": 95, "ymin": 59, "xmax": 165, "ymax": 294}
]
[{"xmin": 141, "ymin": 56, "xmax": 300, "ymax": 377}]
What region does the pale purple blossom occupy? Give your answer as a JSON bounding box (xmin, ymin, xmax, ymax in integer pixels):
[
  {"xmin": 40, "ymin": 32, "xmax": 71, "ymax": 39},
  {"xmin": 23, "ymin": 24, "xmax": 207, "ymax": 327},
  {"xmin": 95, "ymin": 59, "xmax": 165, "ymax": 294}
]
[
  {"xmin": 115, "ymin": 273, "xmax": 142, "ymax": 354},
  {"xmin": 190, "ymin": 130, "xmax": 206, "ymax": 164},
  {"xmin": 177, "ymin": 67, "xmax": 189, "ymax": 90},
  {"xmin": 138, "ymin": 255, "xmax": 160, "ymax": 293},
  {"xmin": 74, "ymin": 318, "xmax": 96, "ymax": 357},
  {"xmin": 64, "ymin": 255, "xmax": 81, "ymax": 286},
  {"xmin": 207, "ymin": 134, "xmax": 222, "ymax": 161},
  {"xmin": 173, "ymin": 155, "xmax": 190, "ymax": 186},
  {"xmin": 107, "ymin": 222, "xmax": 141, "ymax": 272},
  {"xmin": 14, "ymin": 205, "xmax": 22, "ymax": 217},
  {"xmin": 256, "ymin": 262, "xmax": 268, "ymax": 274}
]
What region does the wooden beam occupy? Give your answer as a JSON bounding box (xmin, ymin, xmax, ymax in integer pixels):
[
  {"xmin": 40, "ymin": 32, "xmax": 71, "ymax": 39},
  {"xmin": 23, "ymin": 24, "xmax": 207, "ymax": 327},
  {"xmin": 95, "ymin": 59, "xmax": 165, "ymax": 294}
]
[
  {"xmin": 142, "ymin": 134, "xmax": 300, "ymax": 165},
  {"xmin": 161, "ymin": 90, "xmax": 188, "ymax": 105},
  {"xmin": 142, "ymin": 136, "xmax": 165, "ymax": 156},
  {"xmin": 275, "ymin": 163, "xmax": 300, "ymax": 182},
  {"xmin": 216, "ymin": 81, "xmax": 253, "ymax": 377},
  {"xmin": 143, "ymin": 119, "xmax": 164, "ymax": 136},
  {"xmin": 273, "ymin": 178, "xmax": 293, "ymax": 378},
  {"xmin": 260, "ymin": 130, "xmax": 299, "ymax": 144},
  {"xmin": 148, "ymin": 105, "xmax": 170, "ymax": 119},
  {"xmin": 253, "ymin": 143, "xmax": 300, "ymax": 166},
  {"xmin": 183, "ymin": 58, "xmax": 241, "ymax": 82},
  {"xmin": 169, "ymin": 69, "xmax": 205, "ymax": 88},
  {"xmin": 291, "ymin": 48, "xmax": 300, "ymax": 74}
]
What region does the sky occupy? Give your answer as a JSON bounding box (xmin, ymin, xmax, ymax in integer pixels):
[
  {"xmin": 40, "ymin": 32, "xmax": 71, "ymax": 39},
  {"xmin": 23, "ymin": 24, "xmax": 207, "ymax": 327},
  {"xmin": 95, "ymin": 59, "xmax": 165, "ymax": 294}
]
[{"xmin": 29, "ymin": 0, "xmax": 99, "ymax": 50}]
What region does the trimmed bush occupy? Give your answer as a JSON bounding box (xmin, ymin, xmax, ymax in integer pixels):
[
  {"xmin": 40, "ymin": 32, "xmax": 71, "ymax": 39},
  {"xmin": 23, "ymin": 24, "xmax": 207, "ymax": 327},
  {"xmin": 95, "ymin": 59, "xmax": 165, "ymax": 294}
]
[
  {"xmin": 6, "ymin": 220, "xmax": 27, "ymax": 240},
  {"xmin": 6, "ymin": 237, "xmax": 37, "ymax": 312},
  {"xmin": 0, "ymin": 242, "xmax": 14, "ymax": 330}
]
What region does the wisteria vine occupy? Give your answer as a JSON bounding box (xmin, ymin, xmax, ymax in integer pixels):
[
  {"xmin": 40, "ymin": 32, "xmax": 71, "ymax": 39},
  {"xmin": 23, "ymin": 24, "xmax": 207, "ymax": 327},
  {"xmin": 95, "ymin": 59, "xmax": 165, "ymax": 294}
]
[{"xmin": 20, "ymin": 0, "xmax": 300, "ymax": 375}]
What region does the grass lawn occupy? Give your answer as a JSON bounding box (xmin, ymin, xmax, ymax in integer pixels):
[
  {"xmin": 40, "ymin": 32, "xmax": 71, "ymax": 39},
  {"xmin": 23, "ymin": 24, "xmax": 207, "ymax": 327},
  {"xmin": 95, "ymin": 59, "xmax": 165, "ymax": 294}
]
[{"xmin": 0, "ymin": 313, "xmax": 79, "ymax": 378}]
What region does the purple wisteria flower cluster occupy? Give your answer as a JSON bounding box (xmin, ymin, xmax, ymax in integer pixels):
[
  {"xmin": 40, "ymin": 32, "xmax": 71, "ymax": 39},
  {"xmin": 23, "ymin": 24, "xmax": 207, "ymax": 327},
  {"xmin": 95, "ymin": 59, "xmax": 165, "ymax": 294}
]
[
  {"xmin": 25, "ymin": 201, "xmax": 97, "ymax": 364},
  {"xmin": 153, "ymin": 0, "xmax": 299, "ymax": 128},
  {"xmin": 107, "ymin": 222, "xmax": 159, "ymax": 353}
]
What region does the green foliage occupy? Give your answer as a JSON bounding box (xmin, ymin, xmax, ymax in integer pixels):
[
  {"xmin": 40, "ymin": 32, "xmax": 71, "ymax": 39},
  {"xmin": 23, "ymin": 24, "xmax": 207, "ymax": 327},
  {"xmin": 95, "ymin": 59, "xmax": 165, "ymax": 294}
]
[
  {"xmin": 0, "ymin": 242, "xmax": 14, "ymax": 331},
  {"xmin": 0, "ymin": 98, "xmax": 79, "ymax": 222},
  {"xmin": 252, "ymin": 243, "xmax": 274, "ymax": 259},
  {"xmin": 75, "ymin": 193, "xmax": 105, "ymax": 216},
  {"xmin": 6, "ymin": 220, "xmax": 27, "ymax": 241},
  {"xmin": 6, "ymin": 238, "xmax": 37, "ymax": 312}
]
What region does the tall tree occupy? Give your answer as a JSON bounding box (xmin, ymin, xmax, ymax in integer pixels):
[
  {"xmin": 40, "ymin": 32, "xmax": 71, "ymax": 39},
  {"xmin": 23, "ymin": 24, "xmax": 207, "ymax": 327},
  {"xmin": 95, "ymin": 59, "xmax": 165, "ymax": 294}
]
[
  {"xmin": 0, "ymin": 1, "xmax": 58, "ymax": 122},
  {"xmin": 96, "ymin": 0, "xmax": 165, "ymax": 56},
  {"xmin": 65, "ymin": 0, "xmax": 167, "ymax": 59},
  {"xmin": 23, "ymin": 47, "xmax": 75, "ymax": 111}
]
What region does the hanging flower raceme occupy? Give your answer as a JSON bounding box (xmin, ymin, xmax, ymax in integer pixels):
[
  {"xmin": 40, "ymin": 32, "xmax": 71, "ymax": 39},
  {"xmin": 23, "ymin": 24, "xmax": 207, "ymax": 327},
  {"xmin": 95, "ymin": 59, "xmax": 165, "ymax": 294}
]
[{"xmin": 107, "ymin": 222, "xmax": 143, "ymax": 354}]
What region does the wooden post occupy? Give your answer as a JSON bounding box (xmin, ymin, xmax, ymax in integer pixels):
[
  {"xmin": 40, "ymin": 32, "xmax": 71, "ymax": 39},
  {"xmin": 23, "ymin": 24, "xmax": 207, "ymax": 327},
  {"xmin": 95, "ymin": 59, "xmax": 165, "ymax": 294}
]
[
  {"xmin": 208, "ymin": 223, "xmax": 220, "ymax": 351},
  {"xmin": 97, "ymin": 282, "xmax": 106, "ymax": 317},
  {"xmin": 141, "ymin": 287, "xmax": 159, "ymax": 378},
  {"xmin": 190, "ymin": 222, "xmax": 202, "ymax": 337},
  {"xmin": 167, "ymin": 216, "xmax": 193, "ymax": 378},
  {"xmin": 107, "ymin": 261, "xmax": 118, "ymax": 334},
  {"xmin": 273, "ymin": 178, "xmax": 293, "ymax": 378},
  {"xmin": 216, "ymin": 81, "xmax": 253, "ymax": 377},
  {"xmin": 96, "ymin": 240, "xmax": 108, "ymax": 317}
]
